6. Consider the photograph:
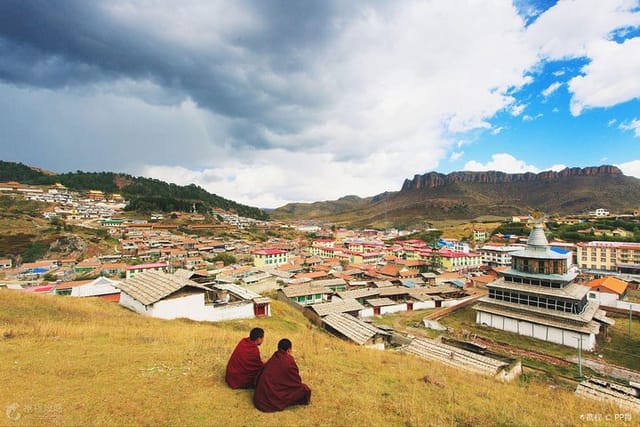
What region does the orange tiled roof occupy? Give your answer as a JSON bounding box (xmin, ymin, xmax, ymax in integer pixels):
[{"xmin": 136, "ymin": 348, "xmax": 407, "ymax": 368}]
[
  {"xmin": 293, "ymin": 271, "xmax": 327, "ymax": 280},
  {"xmin": 378, "ymin": 264, "xmax": 401, "ymax": 277},
  {"xmin": 587, "ymin": 276, "xmax": 628, "ymax": 295}
]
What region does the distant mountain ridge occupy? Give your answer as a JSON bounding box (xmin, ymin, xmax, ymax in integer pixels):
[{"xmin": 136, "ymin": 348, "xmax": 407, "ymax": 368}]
[
  {"xmin": 0, "ymin": 161, "xmax": 268, "ymax": 220},
  {"xmin": 272, "ymin": 165, "xmax": 640, "ymax": 227},
  {"xmin": 401, "ymin": 165, "xmax": 622, "ymax": 190}
]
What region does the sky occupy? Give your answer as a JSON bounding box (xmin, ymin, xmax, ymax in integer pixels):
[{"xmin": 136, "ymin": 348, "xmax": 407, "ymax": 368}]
[{"xmin": 1, "ymin": 0, "xmax": 640, "ymax": 209}]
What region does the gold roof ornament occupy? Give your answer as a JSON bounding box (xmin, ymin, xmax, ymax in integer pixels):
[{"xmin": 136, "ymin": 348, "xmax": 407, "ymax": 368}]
[{"xmin": 528, "ymin": 211, "xmax": 545, "ymax": 225}]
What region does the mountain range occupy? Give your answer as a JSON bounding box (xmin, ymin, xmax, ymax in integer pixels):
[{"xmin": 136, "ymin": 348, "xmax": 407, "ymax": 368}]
[
  {"xmin": 270, "ymin": 165, "xmax": 640, "ymax": 227},
  {"xmin": 3, "ymin": 161, "xmax": 639, "ymax": 227}
]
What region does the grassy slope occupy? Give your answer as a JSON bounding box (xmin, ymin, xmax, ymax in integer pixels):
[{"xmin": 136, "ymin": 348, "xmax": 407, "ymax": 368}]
[{"xmin": 0, "ymin": 291, "xmax": 625, "ymax": 426}]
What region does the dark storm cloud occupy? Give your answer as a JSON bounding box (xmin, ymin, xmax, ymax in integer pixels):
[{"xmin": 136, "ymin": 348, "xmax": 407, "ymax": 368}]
[{"xmin": 0, "ymin": 0, "xmax": 354, "ymax": 148}]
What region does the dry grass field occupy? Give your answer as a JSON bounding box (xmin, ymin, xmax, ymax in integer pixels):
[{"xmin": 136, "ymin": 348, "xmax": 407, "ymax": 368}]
[{"xmin": 0, "ymin": 290, "xmax": 633, "ymax": 426}]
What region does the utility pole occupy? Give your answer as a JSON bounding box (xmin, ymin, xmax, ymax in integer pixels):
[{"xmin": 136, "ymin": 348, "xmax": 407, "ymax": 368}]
[
  {"xmin": 630, "ymin": 302, "xmax": 633, "ymax": 338},
  {"xmin": 577, "ymin": 336, "xmax": 583, "ymax": 379}
]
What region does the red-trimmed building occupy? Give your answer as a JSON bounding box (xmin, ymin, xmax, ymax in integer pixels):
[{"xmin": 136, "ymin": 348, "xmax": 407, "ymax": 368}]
[{"xmin": 253, "ymin": 249, "xmax": 289, "ymax": 268}]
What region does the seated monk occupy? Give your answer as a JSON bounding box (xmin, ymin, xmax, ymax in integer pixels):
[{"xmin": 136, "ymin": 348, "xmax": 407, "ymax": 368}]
[
  {"xmin": 253, "ymin": 338, "xmax": 311, "ymax": 412},
  {"xmin": 225, "ymin": 327, "xmax": 265, "ymax": 389}
]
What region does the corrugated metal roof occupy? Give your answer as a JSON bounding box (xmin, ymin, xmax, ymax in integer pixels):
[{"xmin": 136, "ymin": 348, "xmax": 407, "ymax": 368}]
[
  {"xmin": 403, "ymin": 337, "xmax": 508, "ymax": 376},
  {"xmin": 373, "ymin": 280, "xmax": 394, "ymax": 288},
  {"xmin": 365, "ymin": 297, "xmax": 396, "ymax": 307},
  {"xmin": 214, "ymin": 283, "xmax": 261, "ymax": 300},
  {"xmin": 281, "ymin": 283, "xmax": 333, "ymax": 298},
  {"xmin": 117, "ymin": 271, "xmax": 207, "ymax": 305},
  {"xmin": 322, "ymin": 313, "xmax": 387, "ymax": 345},
  {"xmin": 336, "ymin": 288, "xmax": 380, "ymax": 300},
  {"xmin": 311, "ymin": 278, "xmax": 347, "ymax": 287},
  {"xmin": 310, "ymin": 298, "xmax": 364, "ymax": 317}
]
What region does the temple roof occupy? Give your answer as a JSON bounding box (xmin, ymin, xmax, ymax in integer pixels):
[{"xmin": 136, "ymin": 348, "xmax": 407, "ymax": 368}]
[
  {"xmin": 527, "ymin": 223, "xmax": 549, "ymax": 247},
  {"xmin": 501, "ymin": 267, "xmax": 578, "ymax": 283},
  {"xmin": 510, "ymin": 222, "xmax": 570, "ymax": 260}
]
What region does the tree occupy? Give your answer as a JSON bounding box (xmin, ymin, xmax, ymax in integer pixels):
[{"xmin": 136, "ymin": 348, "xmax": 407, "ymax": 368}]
[
  {"xmin": 210, "ymin": 253, "xmax": 237, "ymax": 266},
  {"xmin": 42, "ymin": 272, "xmax": 57, "ymax": 282}
]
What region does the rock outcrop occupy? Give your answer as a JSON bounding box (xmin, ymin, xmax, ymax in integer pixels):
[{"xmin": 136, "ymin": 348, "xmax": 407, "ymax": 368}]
[{"xmin": 401, "ymin": 165, "xmax": 622, "ymax": 191}]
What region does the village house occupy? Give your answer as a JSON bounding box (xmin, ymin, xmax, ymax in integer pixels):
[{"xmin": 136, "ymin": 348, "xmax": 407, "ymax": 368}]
[
  {"xmin": 69, "ymin": 276, "xmax": 121, "ymax": 301},
  {"xmin": 118, "ymin": 271, "xmax": 270, "ymax": 321},
  {"xmin": 305, "ymin": 298, "xmax": 365, "ymax": 322},
  {"xmin": 586, "ymin": 276, "xmax": 629, "ymax": 306},
  {"xmin": 477, "ymin": 244, "xmax": 524, "ymax": 267},
  {"xmin": 472, "ymin": 227, "xmax": 488, "ymax": 242},
  {"xmin": 53, "ymin": 279, "xmax": 93, "ymax": 296},
  {"xmin": 253, "ymin": 249, "xmax": 289, "ymax": 268},
  {"xmin": 278, "ymin": 283, "xmax": 334, "ymax": 306},
  {"xmin": 321, "ymin": 312, "xmax": 390, "ymax": 349},
  {"xmin": 125, "ymin": 262, "xmax": 168, "ymax": 279},
  {"xmin": 437, "ymin": 249, "xmax": 482, "ymax": 272},
  {"xmin": 99, "ymin": 262, "xmax": 127, "ymax": 278}
]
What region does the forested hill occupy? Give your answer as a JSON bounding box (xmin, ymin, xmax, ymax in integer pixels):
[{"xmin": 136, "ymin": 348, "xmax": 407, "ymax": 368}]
[{"xmin": 0, "ymin": 161, "xmax": 268, "ymax": 220}]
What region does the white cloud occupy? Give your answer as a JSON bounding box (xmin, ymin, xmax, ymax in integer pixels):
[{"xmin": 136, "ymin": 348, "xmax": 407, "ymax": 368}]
[
  {"xmin": 541, "ymin": 81, "xmax": 562, "ymax": 97},
  {"xmin": 464, "ymin": 153, "xmax": 565, "ymax": 174},
  {"xmin": 523, "ymin": 113, "xmax": 543, "ymax": 121},
  {"xmin": 524, "ymin": 1, "xmax": 640, "ymax": 116},
  {"xmin": 619, "ymin": 119, "xmax": 640, "ymax": 137},
  {"xmin": 617, "ymin": 160, "xmax": 640, "ymax": 178},
  {"xmin": 511, "ymin": 104, "xmax": 527, "ymax": 116},
  {"xmin": 526, "ymin": 0, "xmax": 640, "ymax": 59},
  {"xmin": 4, "ymin": 1, "xmax": 640, "ymax": 207},
  {"xmin": 608, "ymin": 118, "xmax": 617, "ymax": 126},
  {"xmin": 569, "ymin": 38, "xmax": 640, "ymax": 115},
  {"xmin": 449, "ymin": 151, "xmax": 464, "ymax": 161},
  {"xmin": 140, "ymin": 147, "xmax": 428, "ymax": 208}
]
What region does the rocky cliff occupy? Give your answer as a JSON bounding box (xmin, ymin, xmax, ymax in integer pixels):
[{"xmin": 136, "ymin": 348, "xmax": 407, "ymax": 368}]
[{"xmin": 401, "ymin": 165, "xmax": 622, "ymax": 191}]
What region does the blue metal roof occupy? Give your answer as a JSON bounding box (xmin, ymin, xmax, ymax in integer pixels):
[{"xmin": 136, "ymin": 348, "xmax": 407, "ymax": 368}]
[{"xmin": 449, "ymin": 279, "xmax": 466, "ymax": 288}]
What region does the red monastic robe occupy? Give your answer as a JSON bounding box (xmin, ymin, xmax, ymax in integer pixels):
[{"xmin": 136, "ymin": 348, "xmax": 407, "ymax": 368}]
[
  {"xmin": 225, "ymin": 338, "xmax": 264, "ymax": 389},
  {"xmin": 253, "ymin": 349, "xmax": 311, "ymax": 412}
]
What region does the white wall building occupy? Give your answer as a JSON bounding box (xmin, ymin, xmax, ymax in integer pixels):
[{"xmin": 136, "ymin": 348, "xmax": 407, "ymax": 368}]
[
  {"xmin": 478, "ymin": 245, "xmax": 524, "ymax": 267},
  {"xmin": 118, "ymin": 271, "xmax": 270, "ymax": 321},
  {"xmin": 71, "ymin": 276, "xmax": 121, "ymax": 298}
]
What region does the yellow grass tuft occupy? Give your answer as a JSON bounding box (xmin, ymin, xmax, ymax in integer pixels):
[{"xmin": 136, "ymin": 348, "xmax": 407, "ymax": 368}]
[{"xmin": 0, "ymin": 290, "xmax": 630, "ymax": 426}]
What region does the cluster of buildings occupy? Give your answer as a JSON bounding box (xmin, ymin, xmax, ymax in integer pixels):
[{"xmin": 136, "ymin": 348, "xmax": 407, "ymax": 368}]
[
  {"xmin": 256, "ymin": 236, "xmax": 483, "ymax": 273},
  {"xmin": 1, "ymin": 189, "xmax": 639, "ymax": 356},
  {"xmin": 0, "ymin": 181, "xmax": 126, "ymax": 220}
]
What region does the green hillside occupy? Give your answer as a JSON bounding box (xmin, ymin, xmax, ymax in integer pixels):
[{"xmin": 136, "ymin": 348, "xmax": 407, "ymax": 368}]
[
  {"xmin": 0, "ymin": 290, "xmax": 620, "ymax": 426},
  {"xmin": 0, "ymin": 161, "xmax": 268, "ymax": 220}
]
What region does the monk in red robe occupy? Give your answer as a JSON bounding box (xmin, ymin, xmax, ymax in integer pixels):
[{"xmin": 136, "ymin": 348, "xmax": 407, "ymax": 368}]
[
  {"xmin": 225, "ymin": 328, "xmax": 265, "ymax": 389},
  {"xmin": 253, "ymin": 338, "xmax": 311, "ymax": 412}
]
